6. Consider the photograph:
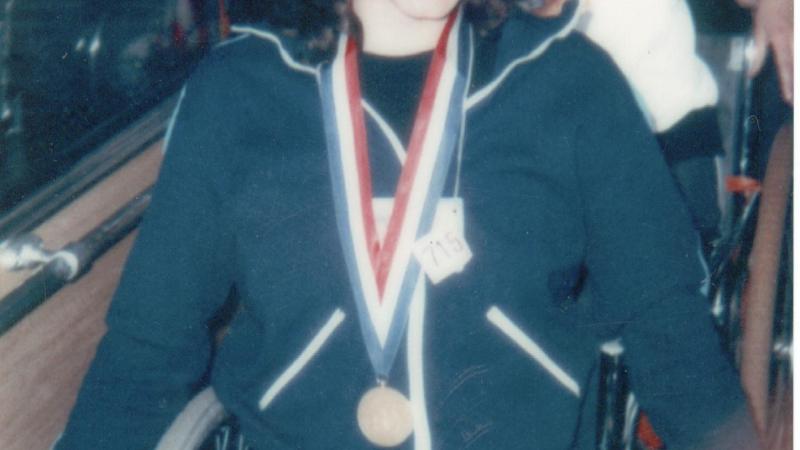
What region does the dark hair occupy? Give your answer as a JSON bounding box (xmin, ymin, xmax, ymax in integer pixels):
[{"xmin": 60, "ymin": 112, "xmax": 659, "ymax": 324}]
[{"xmin": 231, "ymin": 0, "xmax": 517, "ymax": 64}]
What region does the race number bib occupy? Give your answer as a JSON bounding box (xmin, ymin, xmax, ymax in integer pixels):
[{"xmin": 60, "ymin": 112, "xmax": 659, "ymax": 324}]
[{"xmin": 412, "ymin": 198, "xmax": 472, "ymax": 284}]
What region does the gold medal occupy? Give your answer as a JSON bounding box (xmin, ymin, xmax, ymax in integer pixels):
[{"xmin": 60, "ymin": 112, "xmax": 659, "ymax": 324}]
[{"xmin": 356, "ymin": 385, "xmax": 413, "ymax": 447}]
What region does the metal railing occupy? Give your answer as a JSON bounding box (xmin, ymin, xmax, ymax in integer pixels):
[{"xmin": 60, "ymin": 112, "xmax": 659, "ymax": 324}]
[{"xmin": 0, "ymin": 188, "xmax": 151, "ymax": 335}]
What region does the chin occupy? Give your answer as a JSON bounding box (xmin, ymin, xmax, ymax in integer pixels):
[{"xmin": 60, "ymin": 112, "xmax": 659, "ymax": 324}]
[{"xmin": 390, "ymin": 0, "xmax": 461, "ymax": 20}]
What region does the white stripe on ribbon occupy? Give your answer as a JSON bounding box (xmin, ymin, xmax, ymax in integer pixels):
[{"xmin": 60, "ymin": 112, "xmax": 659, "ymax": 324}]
[
  {"xmin": 486, "ymin": 306, "xmax": 580, "ymax": 397},
  {"xmin": 330, "ymin": 36, "xmax": 387, "ymax": 343},
  {"xmin": 330, "ymin": 10, "xmax": 464, "ymax": 348},
  {"xmin": 258, "ymin": 309, "xmax": 346, "ymax": 410},
  {"xmin": 377, "ymin": 11, "xmax": 462, "ymax": 345}
]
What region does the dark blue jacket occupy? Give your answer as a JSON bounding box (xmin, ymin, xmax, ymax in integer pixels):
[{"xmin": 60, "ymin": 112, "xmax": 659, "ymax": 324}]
[{"xmin": 57, "ymin": 3, "xmax": 744, "ymax": 449}]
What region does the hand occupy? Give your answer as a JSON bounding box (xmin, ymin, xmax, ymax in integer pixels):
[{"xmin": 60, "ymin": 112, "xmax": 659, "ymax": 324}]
[{"xmin": 748, "ymin": 0, "xmax": 794, "ymax": 104}]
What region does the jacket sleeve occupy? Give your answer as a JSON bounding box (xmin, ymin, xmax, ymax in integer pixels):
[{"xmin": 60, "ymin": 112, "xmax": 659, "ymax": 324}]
[
  {"xmin": 56, "ymin": 55, "xmax": 236, "ymax": 450},
  {"xmin": 573, "ymin": 50, "xmax": 745, "ymax": 448}
]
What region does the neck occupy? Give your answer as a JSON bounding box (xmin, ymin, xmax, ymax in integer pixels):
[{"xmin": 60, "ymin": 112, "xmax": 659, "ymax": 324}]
[{"xmin": 353, "ymin": 0, "xmax": 450, "ymax": 56}]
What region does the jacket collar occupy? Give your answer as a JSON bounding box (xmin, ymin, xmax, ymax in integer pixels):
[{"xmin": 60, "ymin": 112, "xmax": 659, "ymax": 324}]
[
  {"xmin": 230, "ymin": 0, "xmax": 581, "ymax": 102},
  {"xmin": 466, "ymin": 0, "xmax": 581, "ymax": 108},
  {"xmin": 227, "ymin": 24, "xmax": 318, "ymax": 75}
]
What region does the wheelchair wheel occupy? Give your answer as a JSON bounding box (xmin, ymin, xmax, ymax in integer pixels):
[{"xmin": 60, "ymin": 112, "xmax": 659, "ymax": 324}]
[{"xmin": 155, "ymin": 387, "xmax": 228, "ymax": 450}]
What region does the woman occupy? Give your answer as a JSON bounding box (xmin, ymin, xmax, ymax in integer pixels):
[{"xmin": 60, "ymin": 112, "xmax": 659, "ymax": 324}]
[{"xmin": 56, "ymin": 0, "xmax": 757, "ymax": 448}]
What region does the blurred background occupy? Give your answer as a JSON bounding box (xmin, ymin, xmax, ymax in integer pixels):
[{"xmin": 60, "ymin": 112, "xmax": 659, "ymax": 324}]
[{"xmin": 0, "ymin": 0, "xmax": 214, "ymax": 212}]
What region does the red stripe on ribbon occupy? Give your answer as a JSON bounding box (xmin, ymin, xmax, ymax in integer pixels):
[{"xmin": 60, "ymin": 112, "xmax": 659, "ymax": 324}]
[
  {"xmin": 344, "ymin": 39, "xmax": 381, "ymax": 274},
  {"xmin": 344, "ymin": 12, "xmax": 458, "ymax": 300},
  {"xmin": 376, "ymin": 14, "xmax": 457, "ymax": 295}
]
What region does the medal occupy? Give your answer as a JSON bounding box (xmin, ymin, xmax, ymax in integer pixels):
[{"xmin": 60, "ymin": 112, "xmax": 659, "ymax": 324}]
[
  {"xmin": 357, "ymin": 385, "xmax": 414, "ymax": 447},
  {"xmin": 319, "ymin": 4, "xmax": 472, "ymax": 446}
]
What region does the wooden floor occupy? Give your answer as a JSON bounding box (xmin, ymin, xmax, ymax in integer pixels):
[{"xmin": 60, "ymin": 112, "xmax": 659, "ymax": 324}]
[
  {"xmin": 0, "ymin": 143, "xmax": 163, "ymax": 450},
  {"xmin": 0, "ymin": 233, "xmax": 135, "ymax": 450}
]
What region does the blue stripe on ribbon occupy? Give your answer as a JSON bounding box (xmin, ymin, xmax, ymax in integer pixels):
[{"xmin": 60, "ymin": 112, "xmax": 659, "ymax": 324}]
[
  {"xmin": 319, "ymin": 64, "xmax": 387, "ymax": 377},
  {"xmin": 380, "ymin": 39, "xmax": 472, "ymax": 374}
]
